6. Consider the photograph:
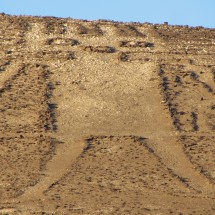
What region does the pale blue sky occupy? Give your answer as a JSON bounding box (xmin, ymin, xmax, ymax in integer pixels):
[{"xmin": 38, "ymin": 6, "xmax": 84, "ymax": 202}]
[{"xmin": 0, "ymin": 0, "xmax": 214, "ymax": 28}]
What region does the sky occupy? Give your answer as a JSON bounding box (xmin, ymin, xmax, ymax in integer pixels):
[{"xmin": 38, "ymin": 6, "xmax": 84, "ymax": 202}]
[{"xmin": 0, "ymin": 0, "xmax": 214, "ymax": 28}]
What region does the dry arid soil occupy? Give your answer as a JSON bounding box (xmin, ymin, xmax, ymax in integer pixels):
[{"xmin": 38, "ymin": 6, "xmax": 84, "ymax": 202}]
[{"xmin": 0, "ymin": 14, "xmax": 215, "ymax": 214}]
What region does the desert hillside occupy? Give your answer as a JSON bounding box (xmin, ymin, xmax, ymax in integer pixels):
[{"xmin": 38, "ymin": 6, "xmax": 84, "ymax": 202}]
[{"xmin": 0, "ymin": 13, "xmax": 215, "ymax": 214}]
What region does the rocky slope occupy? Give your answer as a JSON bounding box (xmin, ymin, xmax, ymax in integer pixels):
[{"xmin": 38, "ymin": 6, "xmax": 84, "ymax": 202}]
[{"xmin": 0, "ymin": 14, "xmax": 215, "ymax": 214}]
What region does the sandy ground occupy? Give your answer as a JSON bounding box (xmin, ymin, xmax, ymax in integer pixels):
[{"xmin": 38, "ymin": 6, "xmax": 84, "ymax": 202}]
[{"xmin": 0, "ymin": 14, "xmax": 215, "ymax": 214}]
